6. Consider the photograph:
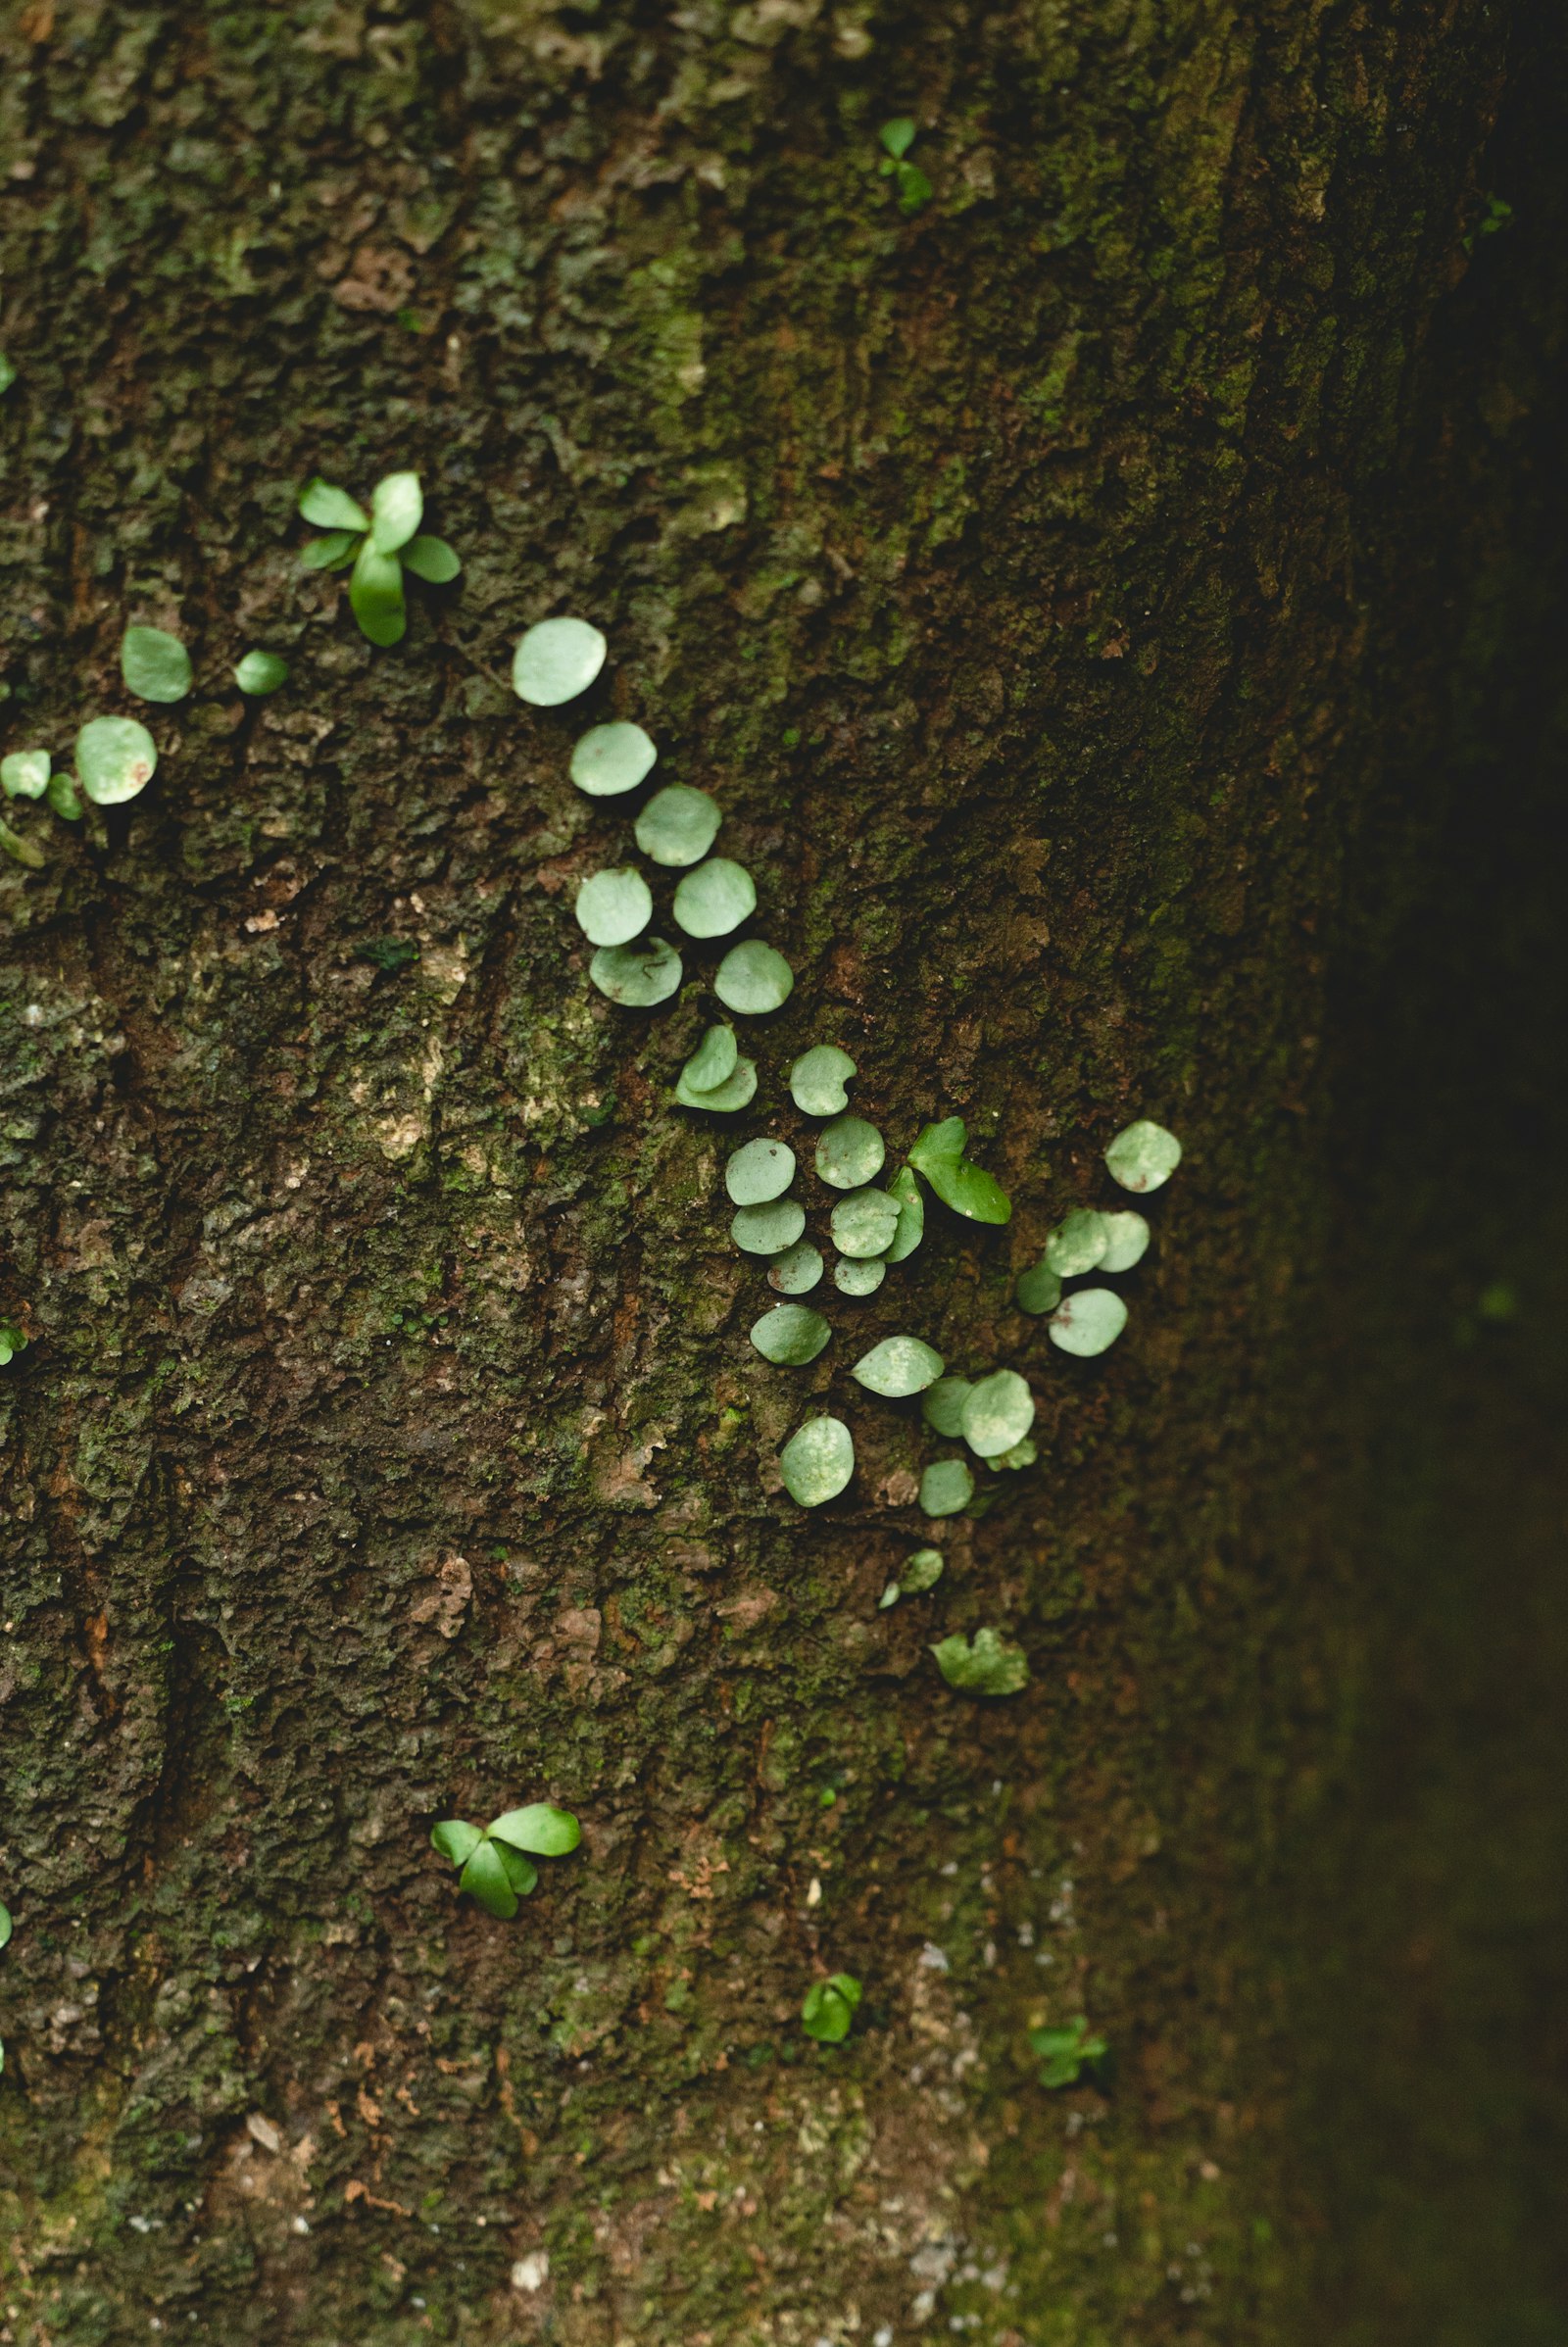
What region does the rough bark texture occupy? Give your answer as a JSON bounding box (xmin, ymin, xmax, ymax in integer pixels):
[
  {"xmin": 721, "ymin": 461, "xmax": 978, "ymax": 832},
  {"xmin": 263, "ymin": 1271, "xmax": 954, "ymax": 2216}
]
[{"xmin": 1, "ymin": 3, "xmax": 1564, "ymax": 2344}]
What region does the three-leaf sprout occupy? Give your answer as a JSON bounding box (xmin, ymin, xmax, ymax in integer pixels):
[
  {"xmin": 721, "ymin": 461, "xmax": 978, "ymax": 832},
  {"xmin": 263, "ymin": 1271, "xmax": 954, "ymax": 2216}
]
[
  {"xmin": 299, "ymin": 473, "xmax": 461, "ymax": 647},
  {"xmin": 430, "ymin": 1802, "xmax": 582, "ymax": 1921}
]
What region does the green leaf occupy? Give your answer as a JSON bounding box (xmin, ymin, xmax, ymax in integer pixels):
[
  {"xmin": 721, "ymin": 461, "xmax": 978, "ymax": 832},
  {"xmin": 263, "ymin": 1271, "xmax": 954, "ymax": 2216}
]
[
  {"xmin": 879, "ymin": 117, "xmax": 916, "ymax": 159},
  {"xmin": 815, "ymin": 1115, "xmax": 885, "ymax": 1191},
  {"xmin": 368, "ymin": 469, "xmax": 423, "ymax": 554},
  {"xmin": 349, "ymin": 540, "xmax": 407, "ymax": 647},
  {"xmin": 1049, "ymin": 1288, "xmax": 1128, "ymax": 1357},
  {"xmin": 430, "ymin": 1819, "xmax": 483, "ymax": 1866},
  {"xmin": 852, "ymin": 1335, "xmax": 945, "ymax": 1397},
  {"xmin": 1015, "ymin": 1261, "xmax": 1062, "ymax": 1315},
  {"xmin": 121, "ymin": 624, "xmax": 192, "ymax": 705},
  {"xmin": 1030, "ymin": 2018, "xmax": 1107, "ymax": 2088},
  {"xmin": 767, "ymin": 1240, "xmax": 824, "ymax": 1296},
  {"xmin": 907, "ymin": 1117, "xmax": 1011, "ymax": 1224},
  {"xmin": 401, "ymin": 533, "xmax": 462, "ymax": 584},
  {"xmin": 714, "ymin": 940, "xmax": 794, "ymax": 1015},
  {"xmin": 921, "ymin": 1377, "xmax": 972, "ymax": 1438},
  {"xmin": 833, "ymin": 1257, "xmax": 885, "ymax": 1296},
  {"xmin": 895, "ymin": 161, "xmax": 933, "ymax": 213},
  {"xmin": 0, "ymin": 1322, "xmax": 28, "ymax": 1364},
  {"xmin": 589, "ymin": 935, "xmax": 683, "ymax": 1006},
  {"xmin": 1044, "ymin": 1208, "xmax": 1109, "ymax": 1278},
  {"xmin": 488, "ymin": 1802, "xmax": 581, "ymax": 1855},
  {"xmin": 0, "ymin": 1900, "xmax": 11, "ymax": 1946},
  {"xmin": 459, "ymin": 1838, "xmax": 519, "ymax": 1919},
  {"xmin": 2, "ymin": 749, "xmax": 50, "ymax": 800},
  {"xmin": 513, "ymin": 615, "xmax": 607, "ymax": 706},
  {"xmin": 902, "ymin": 1546, "xmax": 945, "ymax": 1592},
  {"xmin": 789, "ymin": 1044, "xmax": 856, "ymax": 1116},
  {"xmin": 779, "ymin": 1416, "xmax": 855, "ymax": 1507},
  {"xmin": 46, "ymin": 769, "xmax": 83, "ymax": 821},
  {"xmin": 301, "ymin": 529, "xmax": 362, "ymax": 570},
  {"xmin": 494, "ymin": 1843, "xmax": 539, "ymax": 1896},
  {"xmin": 635, "ymin": 783, "xmax": 720, "ymax": 864},
  {"xmin": 960, "ymin": 1368, "xmax": 1035, "ymax": 1458},
  {"xmin": 1104, "ymin": 1119, "xmax": 1182, "ymax": 1194},
  {"xmin": 802, "ymin": 1972, "xmax": 862, "ymax": 2042},
  {"xmin": 673, "ymin": 856, "xmax": 757, "ymax": 939},
  {"xmin": 995, "ymin": 1436, "xmax": 1038, "ymax": 1470},
  {"xmin": 831, "ymin": 1188, "xmax": 900, "ymax": 1258},
  {"xmin": 725, "ymin": 1138, "xmax": 796, "ymax": 1205},
  {"xmin": 0, "ymin": 818, "xmax": 45, "ymax": 869},
  {"xmin": 1099, "ymin": 1210, "xmax": 1151, "ymax": 1272},
  {"xmin": 881, "ymin": 1164, "xmax": 925, "ymax": 1262},
  {"xmin": 75, "ymin": 716, "xmax": 157, "ymax": 806},
  {"xmin": 675, "ymin": 1053, "xmax": 757, "ymax": 1111},
  {"xmin": 574, "ymin": 866, "xmax": 653, "ymax": 948},
  {"xmin": 234, "ymin": 651, "xmax": 289, "ymax": 696},
  {"xmin": 0, "ymin": 354, "xmax": 16, "ymax": 395},
  {"xmin": 932, "ymin": 1625, "xmax": 1029, "ymax": 1694},
  {"xmin": 919, "ymin": 1457, "xmax": 974, "ymax": 1516},
  {"xmin": 751, "ymin": 1303, "xmax": 831, "ymax": 1365},
  {"xmin": 299, "ymin": 477, "xmax": 368, "ymax": 531},
  {"xmin": 732, "ymin": 1198, "xmax": 807, "ymax": 1255},
  {"xmin": 572, "ymin": 720, "xmax": 658, "ymax": 800},
  {"xmin": 681, "ymin": 1024, "xmax": 738, "ymax": 1093},
  {"xmin": 879, "ymin": 1582, "xmax": 902, "ymax": 1609}
]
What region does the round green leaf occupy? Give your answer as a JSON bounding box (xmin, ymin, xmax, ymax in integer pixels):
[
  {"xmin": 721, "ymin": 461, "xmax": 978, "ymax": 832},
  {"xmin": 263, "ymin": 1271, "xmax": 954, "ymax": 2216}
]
[
  {"xmin": 572, "ymin": 721, "xmax": 658, "ymax": 799},
  {"xmin": 430, "ymin": 1820, "xmax": 482, "ymax": 1865},
  {"xmin": 1105, "ymin": 1119, "xmax": 1182, "ymax": 1194},
  {"xmin": 459, "ymin": 1839, "xmax": 518, "ymax": 1920},
  {"xmin": 919, "ymin": 1458, "xmax": 974, "ymax": 1517},
  {"xmin": 121, "ymin": 624, "xmax": 192, "ymax": 705},
  {"xmin": 882, "ymin": 1164, "xmax": 925, "ymax": 1262},
  {"xmin": 732, "ymin": 1198, "xmax": 806, "ymax": 1255},
  {"xmin": 675, "ymin": 1054, "xmax": 757, "ymax": 1111},
  {"xmin": 780, "ymin": 1416, "xmax": 855, "ymax": 1507},
  {"xmin": 575, "ymin": 866, "xmax": 653, "ymax": 948},
  {"xmin": 768, "ymin": 1240, "xmax": 824, "ymax": 1296},
  {"xmin": 234, "ymin": 650, "xmax": 289, "ymax": 696},
  {"xmin": 402, "ymin": 534, "xmax": 462, "ymax": 584},
  {"xmin": 349, "ymin": 539, "xmax": 407, "ymax": 646},
  {"xmin": 2, "ymin": 750, "xmax": 50, "ymax": 800},
  {"xmin": 790, "ymin": 1044, "xmax": 856, "ymax": 1116},
  {"xmin": 1015, "ymin": 1261, "xmax": 1062, "ymax": 1315},
  {"xmin": 921, "ymin": 1377, "xmax": 971, "ymax": 1437},
  {"xmin": 589, "ymin": 934, "xmax": 682, "ymax": 1006},
  {"xmin": 725, "ymin": 1137, "xmax": 796, "ymax": 1204},
  {"xmin": 902, "ymin": 1546, "xmax": 945, "ymax": 1592},
  {"xmin": 635, "ymin": 784, "xmax": 720, "ymax": 864},
  {"xmin": 714, "ymin": 940, "xmax": 794, "ymax": 1015},
  {"xmin": 488, "ymin": 1802, "xmax": 581, "ymax": 1855},
  {"xmin": 751, "ymin": 1303, "xmax": 831, "ymax": 1364},
  {"xmin": 831, "ymin": 1188, "xmax": 900, "ymax": 1258},
  {"xmin": 1044, "ymin": 1208, "xmax": 1109, "ymax": 1278},
  {"xmin": 907, "ymin": 1116, "xmax": 1011, "ymax": 1224},
  {"xmin": 852, "ymin": 1335, "xmax": 945, "ymax": 1396},
  {"xmin": 299, "ymin": 477, "xmax": 368, "ymax": 531},
  {"xmin": 1049, "ymin": 1287, "xmax": 1128, "ymax": 1356},
  {"xmin": 815, "ymin": 1115, "xmax": 885, "ymax": 1191},
  {"xmin": 961, "ymin": 1368, "xmax": 1035, "ymax": 1458},
  {"xmin": 1099, "ymin": 1210, "xmax": 1151, "ymax": 1273},
  {"xmin": 74, "ymin": 716, "xmax": 157, "ymax": 806},
  {"xmin": 673, "ymin": 857, "xmax": 757, "ymax": 940},
  {"xmin": 368, "ymin": 469, "xmax": 422, "ymax": 554},
  {"xmin": 834, "ymin": 1256, "xmax": 885, "ymax": 1296},
  {"xmin": 802, "ymin": 1974, "xmax": 861, "ymax": 2042},
  {"xmin": 682, "ymin": 1024, "xmax": 738, "ymax": 1092},
  {"xmin": 513, "ymin": 615, "xmax": 607, "ymax": 707}
]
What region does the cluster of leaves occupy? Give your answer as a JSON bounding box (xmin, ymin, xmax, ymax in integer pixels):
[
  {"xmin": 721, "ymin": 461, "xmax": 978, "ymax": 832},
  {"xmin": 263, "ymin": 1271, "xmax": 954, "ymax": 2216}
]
[
  {"xmin": 877, "ymin": 119, "xmax": 933, "ymax": 213},
  {"xmin": 1013, "ymin": 1121, "xmax": 1182, "ymax": 1356},
  {"xmin": 1030, "ymin": 2016, "xmax": 1108, "ymax": 2088},
  {"xmin": 430, "ymin": 1802, "xmax": 581, "ymax": 1921},
  {"xmin": 801, "ymin": 1972, "xmax": 862, "ymax": 2043},
  {"xmin": 932, "ymin": 1626, "xmax": 1030, "ymax": 1696},
  {"xmin": 0, "ymin": 1323, "xmax": 26, "ymax": 1367},
  {"xmin": 299, "ymin": 473, "xmax": 460, "ymax": 646},
  {"xmin": 879, "ymin": 1545, "xmax": 944, "ymax": 1609}
]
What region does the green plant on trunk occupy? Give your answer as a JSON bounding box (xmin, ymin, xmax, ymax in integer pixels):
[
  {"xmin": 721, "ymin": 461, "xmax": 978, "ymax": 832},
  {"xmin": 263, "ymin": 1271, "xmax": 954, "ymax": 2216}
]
[
  {"xmin": 430, "ymin": 1802, "xmax": 582, "ymax": 1921},
  {"xmin": 801, "ymin": 1972, "xmax": 862, "ymax": 2043},
  {"xmin": 1030, "ymin": 2017, "xmax": 1108, "ymax": 2089},
  {"xmin": 878, "ymin": 119, "xmax": 933, "ymax": 215},
  {"xmin": 298, "ymin": 472, "xmax": 461, "ymax": 647}
]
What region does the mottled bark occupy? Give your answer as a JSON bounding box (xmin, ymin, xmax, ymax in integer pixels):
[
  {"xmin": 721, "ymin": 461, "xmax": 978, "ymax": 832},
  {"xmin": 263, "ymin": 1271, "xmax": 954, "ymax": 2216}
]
[{"xmin": 1, "ymin": 2, "xmax": 1564, "ymax": 2344}]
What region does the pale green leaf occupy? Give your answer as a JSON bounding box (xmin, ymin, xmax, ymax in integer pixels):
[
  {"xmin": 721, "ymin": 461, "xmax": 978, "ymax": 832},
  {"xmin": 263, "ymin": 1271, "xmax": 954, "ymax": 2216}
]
[
  {"xmin": 768, "ymin": 1240, "xmax": 824, "ymax": 1295},
  {"xmin": 675, "ymin": 1053, "xmax": 757, "ymax": 1111},
  {"xmin": 349, "ymin": 539, "xmax": 407, "ymax": 646},
  {"xmin": 907, "ymin": 1116, "xmax": 1011, "ymax": 1224},
  {"xmin": 851, "ymin": 1334, "xmax": 944, "ymax": 1396},
  {"xmin": 673, "ymin": 856, "xmax": 756, "ymax": 939},
  {"xmin": 1049, "ymin": 1287, "xmax": 1128, "ymax": 1356},
  {"xmin": 430, "ymin": 1820, "xmax": 482, "ymax": 1865},
  {"xmin": 714, "ymin": 940, "xmax": 793, "ymax": 1015},
  {"xmin": 573, "ymin": 721, "xmax": 658, "ymax": 800},
  {"xmin": 833, "ymin": 1256, "xmax": 885, "ymax": 1296},
  {"xmin": 881, "ymin": 1164, "xmax": 925, "ymax": 1262},
  {"xmin": 1015, "ymin": 1261, "xmax": 1062, "ymax": 1315},
  {"xmin": 802, "ymin": 1972, "xmax": 862, "ymax": 2041},
  {"xmin": 919, "ymin": 1457, "xmax": 974, "ymax": 1516},
  {"xmin": 1099, "ymin": 1210, "xmax": 1151, "ymax": 1272},
  {"xmin": 402, "ymin": 534, "xmax": 461, "ymax": 583},
  {"xmin": 932, "ymin": 1626, "xmax": 1029, "ymax": 1695},
  {"xmin": 921, "ymin": 1377, "xmax": 971, "ymax": 1437},
  {"xmin": 121, "ymin": 624, "xmax": 192, "ymax": 705},
  {"xmin": 2, "ymin": 750, "xmax": 50, "ymax": 801},
  {"xmin": 635, "ymin": 783, "xmax": 719, "ymax": 863},
  {"xmin": 961, "ymin": 1368, "xmax": 1035, "ymax": 1457},
  {"xmin": 780, "ymin": 1416, "xmax": 855, "ymax": 1506},
  {"xmin": 368, "ymin": 469, "xmax": 423, "ymax": 554},
  {"xmin": 574, "ymin": 866, "xmax": 653, "ymax": 948},
  {"xmin": 459, "ymin": 1838, "xmax": 519, "ymax": 1919},
  {"xmin": 902, "ymin": 1546, "xmax": 945, "ymax": 1592},
  {"xmin": 301, "ymin": 529, "xmax": 362, "ymax": 570},
  {"xmin": 75, "ymin": 716, "xmax": 157, "ymax": 806},
  {"xmin": 299, "ymin": 477, "xmax": 369, "ymax": 531},
  {"xmin": 1044, "ymin": 1208, "xmax": 1108, "ymax": 1278},
  {"xmin": 234, "ymin": 651, "xmax": 289, "ymax": 696},
  {"xmin": 681, "ymin": 1025, "xmax": 738, "ymax": 1092},
  {"xmin": 488, "ymin": 1802, "xmax": 581, "ymax": 1855},
  {"xmin": 732, "ymin": 1198, "xmax": 806, "ymax": 1255},
  {"xmin": 790, "ymin": 1044, "xmax": 856, "ymax": 1115},
  {"xmin": 725, "ymin": 1137, "xmax": 796, "ymax": 1204},
  {"xmin": 815, "ymin": 1115, "xmax": 885, "ymax": 1191},
  {"xmin": 513, "ymin": 615, "xmax": 607, "ymax": 706},
  {"xmin": 589, "ymin": 934, "xmax": 683, "ymax": 1006},
  {"xmin": 831, "ymin": 1188, "xmax": 900, "ymax": 1258},
  {"xmin": 751, "ymin": 1303, "xmax": 831, "ymax": 1364},
  {"xmin": 1104, "ymin": 1119, "xmax": 1182, "ymax": 1194}
]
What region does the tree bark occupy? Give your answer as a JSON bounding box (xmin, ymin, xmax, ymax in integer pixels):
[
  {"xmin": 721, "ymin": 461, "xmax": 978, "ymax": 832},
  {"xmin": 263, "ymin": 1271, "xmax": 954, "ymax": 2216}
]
[{"xmin": 2, "ymin": 2, "xmax": 1564, "ymax": 2343}]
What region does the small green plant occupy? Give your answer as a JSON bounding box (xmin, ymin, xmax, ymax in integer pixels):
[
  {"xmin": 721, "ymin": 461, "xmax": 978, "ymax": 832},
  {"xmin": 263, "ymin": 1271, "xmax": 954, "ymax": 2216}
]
[
  {"xmin": 430, "ymin": 1802, "xmax": 581, "ymax": 1921},
  {"xmin": 802, "ymin": 1972, "xmax": 862, "ymax": 2043},
  {"xmin": 0, "ymin": 1324, "xmax": 26, "ymax": 1366},
  {"xmin": 298, "ymin": 473, "xmax": 461, "ymax": 647},
  {"xmin": 931, "ymin": 1625, "xmax": 1029, "ymax": 1694},
  {"xmin": 907, "ymin": 1117, "xmax": 1011, "ymax": 1224},
  {"xmin": 0, "ymin": 355, "xmax": 15, "ymax": 395},
  {"xmin": 878, "ymin": 119, "xmax": 933, "ymax": 214},
  {"xmin": 121, "ymin": 624, "xmax": 192, "ymax": 705},
  {"xmin": 0, "ymin": 1898, "xmax": 11, "ymax": 2073},
  {"xmin": 1031, "ymin": 2016, "xmax": 1107, "ymax": 2088}
]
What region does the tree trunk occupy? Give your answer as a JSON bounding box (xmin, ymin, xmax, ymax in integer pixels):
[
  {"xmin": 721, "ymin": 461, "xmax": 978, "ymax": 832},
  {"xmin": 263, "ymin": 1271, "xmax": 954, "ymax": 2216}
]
[{"xmin": 2, "ymin": 2, "xmax": 1564, "ymax": 2342}]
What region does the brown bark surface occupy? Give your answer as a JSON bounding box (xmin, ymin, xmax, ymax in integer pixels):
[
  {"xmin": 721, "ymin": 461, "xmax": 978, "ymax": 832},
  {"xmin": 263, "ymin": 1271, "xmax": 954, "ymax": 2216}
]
[{"xmin": 1, "ymin": 2, "xmax": 1564, "ymax": 2342}]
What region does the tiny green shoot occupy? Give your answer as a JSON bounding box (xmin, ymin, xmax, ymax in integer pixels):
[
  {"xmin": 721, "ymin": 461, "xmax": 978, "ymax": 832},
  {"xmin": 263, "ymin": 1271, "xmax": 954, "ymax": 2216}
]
[
  {"xmin": 1031, "ymin": 2017, "xmax": 1107, "ymax": 2088},
  {"xmin": 931, "ymin": 1626, "xmax": 1029, "ymax": 1694},
  {"xmin": 802, "ymin": 1972, "xmax": 862, "ymax": 2043},
  {"xmin": 430, "ymin": 1802, "xmax": 582, "ymax": 1921}
]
